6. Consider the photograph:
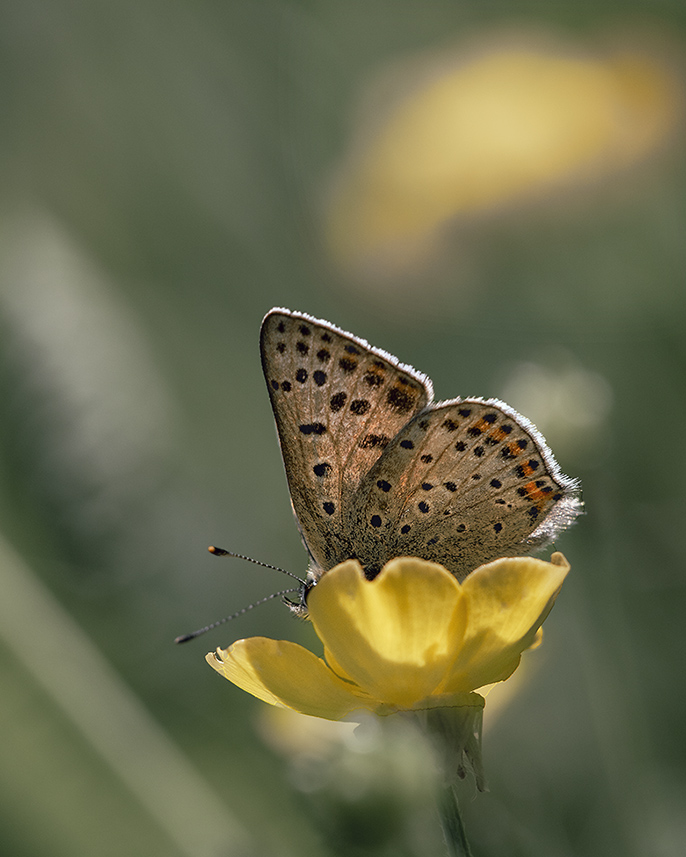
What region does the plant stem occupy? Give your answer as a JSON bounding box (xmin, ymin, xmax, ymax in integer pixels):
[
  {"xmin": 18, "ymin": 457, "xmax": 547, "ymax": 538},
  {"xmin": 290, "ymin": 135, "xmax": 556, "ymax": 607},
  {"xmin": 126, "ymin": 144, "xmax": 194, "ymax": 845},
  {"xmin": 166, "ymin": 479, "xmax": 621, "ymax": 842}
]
[{"xmin": 438, "ymin": 784, "xmax": 474, "ymax": 857}]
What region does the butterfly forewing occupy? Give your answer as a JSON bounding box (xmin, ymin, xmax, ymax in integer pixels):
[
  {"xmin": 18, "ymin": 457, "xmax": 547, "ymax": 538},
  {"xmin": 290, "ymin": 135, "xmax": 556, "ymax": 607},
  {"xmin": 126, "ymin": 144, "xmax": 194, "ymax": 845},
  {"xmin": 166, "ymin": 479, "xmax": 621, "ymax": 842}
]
[
  {"xmin": 349, "ymin": 398, "xmax": 581, "ymax": 579},
  {"xmin": 260, "ymin": 309, "xmax": 433, "ymax": 573}
]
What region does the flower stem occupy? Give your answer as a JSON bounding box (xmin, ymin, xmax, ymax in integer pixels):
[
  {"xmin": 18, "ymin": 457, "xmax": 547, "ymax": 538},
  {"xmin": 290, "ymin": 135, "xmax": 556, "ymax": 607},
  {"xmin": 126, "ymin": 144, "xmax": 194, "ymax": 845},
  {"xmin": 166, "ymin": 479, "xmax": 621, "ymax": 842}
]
[{"xmin": 438, "ymin": 784, "xmax": 474, "ymax": 857}]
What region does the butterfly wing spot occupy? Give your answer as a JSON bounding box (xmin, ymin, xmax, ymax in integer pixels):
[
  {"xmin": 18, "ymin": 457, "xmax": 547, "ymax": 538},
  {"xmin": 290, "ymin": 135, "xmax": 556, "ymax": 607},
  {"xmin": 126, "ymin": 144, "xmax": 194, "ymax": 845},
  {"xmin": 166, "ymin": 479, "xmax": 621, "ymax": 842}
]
[
  {"xmin": 420, "ymin": 454, "xmax": 433, "ymax": 463},
  {"xmin": 515, "ymin": 460, "xmax": 540, "ymax": 477},
  {"xmin": 299, "ymin": 422, "xmax": 327, "ymax": 435},
  {"xmin": 339, "ymin": 357, "xmax": 358, "ymax": 372},
  {"xmin": 494, "ymin": 523, "xmax": 503, "ymax": 532},
  {"xmin": 323, "ymin": 502, "xmax": 335, "ymax": 516},
  {"xmin": 317, "ymin": 348, "xmax": 331, "ymax": 362},
  {"xmin": 313, "ymin": 462, "xmax": 332, "ymax": 477},
  {"xmin": 400, "ymin": 440, "xmax": 414, "ymax": 449},
  {"xmin": 330, "ymin": 392, "xmax": 347, "ymax": 412},
  {"xmin": 313, "ymin": 370, "xmax": 327, "ymax": 386},
  {"xmin": 360, "ymin": 434, "xmax": 391, "ymax": 449},
  {"xmin": 296, "ymin": 341, "xmax": 309, "ymax": 355},
  {"xmin": 501, "ymin": 439, "xmax": 529, "ymax": 460},
  {"xmin": 387, "ymin": 386, "xmax": 416, "ymax": 413},
  {"xmin": 350, "ymin": 399, "xmax": 371, "ymax": 415},
  {"xmin": 296, "ymin": 369, "xmax": 308, "ymax": 383},
  {"xmin": 281, "ymin": 381, "xmax": 292, "ymax": 392},
  {"xmin": 370, "ymin": 515, "xmax": 382, "ymax": 528},
  {"xmin": 364, "ymin": 370, "xmax": 384, "ymax": 387},
  {"xmin": 299, "ymin": 324, "xmax": 311, "ymax": 336},
  {"xmin": 377, "ymin": 480, "xmax": 392, "ymax": 492}
]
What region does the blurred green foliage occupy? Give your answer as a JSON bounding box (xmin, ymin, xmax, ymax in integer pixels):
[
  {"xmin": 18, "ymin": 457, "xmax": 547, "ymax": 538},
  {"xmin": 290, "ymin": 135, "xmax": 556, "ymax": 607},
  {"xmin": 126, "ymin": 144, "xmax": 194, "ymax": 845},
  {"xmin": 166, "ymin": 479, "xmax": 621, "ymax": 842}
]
[{"xmin": 0, "ymin": 2, "xmax": 685, "ymax": 856}]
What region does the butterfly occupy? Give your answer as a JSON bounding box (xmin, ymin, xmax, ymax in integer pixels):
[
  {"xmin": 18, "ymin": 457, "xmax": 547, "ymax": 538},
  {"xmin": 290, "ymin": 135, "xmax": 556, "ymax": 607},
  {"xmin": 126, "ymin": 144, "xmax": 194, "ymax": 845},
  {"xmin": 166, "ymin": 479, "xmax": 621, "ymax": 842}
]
[{"xmin": 261, "ymin": 308, "xmax": 581, "ymax": 614}]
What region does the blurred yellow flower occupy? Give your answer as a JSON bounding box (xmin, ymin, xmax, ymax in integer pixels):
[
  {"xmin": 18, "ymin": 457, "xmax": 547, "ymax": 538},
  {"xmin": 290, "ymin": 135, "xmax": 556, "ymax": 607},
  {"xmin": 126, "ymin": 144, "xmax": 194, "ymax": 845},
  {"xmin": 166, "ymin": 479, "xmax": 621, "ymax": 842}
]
[
  {"xmin": 206, "ymin": 552, "xmax": 569, "ymax": 721},
  {"xmin": 327, "ymin": 35, "xmax": 680, "ymax": 274}
]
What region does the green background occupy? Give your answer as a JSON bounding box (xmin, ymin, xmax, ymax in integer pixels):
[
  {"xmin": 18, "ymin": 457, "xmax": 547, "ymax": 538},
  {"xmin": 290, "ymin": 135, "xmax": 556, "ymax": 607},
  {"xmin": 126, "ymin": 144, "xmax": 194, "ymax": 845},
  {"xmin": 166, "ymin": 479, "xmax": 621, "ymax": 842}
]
[{"xmin": 0, "ymin": 2, "xmax": 684, "ymax": 856}]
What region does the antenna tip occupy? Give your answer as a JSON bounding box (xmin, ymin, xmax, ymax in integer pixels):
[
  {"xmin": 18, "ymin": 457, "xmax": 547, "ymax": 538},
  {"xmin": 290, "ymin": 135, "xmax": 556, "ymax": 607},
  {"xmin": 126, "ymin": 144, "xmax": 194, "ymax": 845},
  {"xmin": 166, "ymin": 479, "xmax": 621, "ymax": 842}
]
[
  {"xmin": 208, "ymin": 545, "xmax": 228, "ymax": 556},
  {"xmin": 174, "ymin": 633, "xmax": 194, "ymax": 644}
]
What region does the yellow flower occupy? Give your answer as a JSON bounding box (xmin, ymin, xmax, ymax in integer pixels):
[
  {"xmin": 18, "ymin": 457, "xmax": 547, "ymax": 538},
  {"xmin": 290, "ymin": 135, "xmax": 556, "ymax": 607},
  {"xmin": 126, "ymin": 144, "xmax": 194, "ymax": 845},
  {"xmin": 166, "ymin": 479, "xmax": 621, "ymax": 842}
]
[
  {"xmin": 206, "ymin": 552, "xmax": 569, "ymax": 722},
  {"xmin": 326, "ymin": 36, "xmax": 680, "ymax": 275}
]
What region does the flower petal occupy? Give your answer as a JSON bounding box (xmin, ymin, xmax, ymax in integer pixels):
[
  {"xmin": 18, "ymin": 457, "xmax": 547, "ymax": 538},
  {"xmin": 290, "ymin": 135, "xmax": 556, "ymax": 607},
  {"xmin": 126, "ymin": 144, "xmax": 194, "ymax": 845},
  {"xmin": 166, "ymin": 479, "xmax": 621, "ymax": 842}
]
[
  {"xmin": 206, "ymin": 637, "xmax": 373, "ymax": 720},
  {"xmin": 441, "ymin": 552, "xmax": 570, "ymax": 692},
  {"xmin": 308, "ymin": 558, "xmax": 467, "ymax": 707}
]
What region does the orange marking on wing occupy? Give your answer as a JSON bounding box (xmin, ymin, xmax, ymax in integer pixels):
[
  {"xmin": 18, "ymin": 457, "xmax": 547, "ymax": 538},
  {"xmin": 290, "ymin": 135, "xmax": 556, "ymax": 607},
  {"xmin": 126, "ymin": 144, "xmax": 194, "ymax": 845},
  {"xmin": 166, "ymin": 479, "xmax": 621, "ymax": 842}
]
[
  {"xmin": 506, "ymin": 441, "xmax": 526, "ymax": 457},
  {"xmin": 522, "ymin": 481, "xmax": 551, "ymax": 509},
  {"xmin": 489, "ymin": 427, "xmax": 510, "ymax": 442},
  {"xmin": 473, "ymin": 418, "xmax": 492, "ymax": 434},
  {"xmin": 518, "ymin": 461, "xmax": 537, "ymax": 477}
]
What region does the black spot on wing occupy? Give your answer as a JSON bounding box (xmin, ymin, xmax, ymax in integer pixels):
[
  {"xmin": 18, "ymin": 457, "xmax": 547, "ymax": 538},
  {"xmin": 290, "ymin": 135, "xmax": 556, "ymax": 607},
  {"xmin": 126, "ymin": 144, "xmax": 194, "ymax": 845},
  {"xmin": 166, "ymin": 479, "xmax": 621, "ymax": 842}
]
[
  {"xmin": 350, "ymin": 399, "xmax": 370, "ymax": 415},
  {"xmin": 330, "ymin": 392, "xmax": 347, "ymax": 412},
  {"xmin": 360, "ymin": 434, "xmax": 390, "ymax": 449},
  {"xmin": 300, "ymin": 422, "xmax": 327, "ymax": 435},
  {"xmin": 387, "ymin": 386, "xmax": 415, "ymax": 413}
]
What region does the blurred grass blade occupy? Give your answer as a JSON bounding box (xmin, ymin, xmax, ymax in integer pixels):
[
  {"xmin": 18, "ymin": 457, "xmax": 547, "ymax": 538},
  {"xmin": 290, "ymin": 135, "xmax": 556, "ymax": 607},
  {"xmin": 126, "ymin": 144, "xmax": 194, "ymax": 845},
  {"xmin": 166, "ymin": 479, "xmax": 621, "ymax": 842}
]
[{"xmin": 0, "ymin": 530, "xmax": 252, "ymax": 857}]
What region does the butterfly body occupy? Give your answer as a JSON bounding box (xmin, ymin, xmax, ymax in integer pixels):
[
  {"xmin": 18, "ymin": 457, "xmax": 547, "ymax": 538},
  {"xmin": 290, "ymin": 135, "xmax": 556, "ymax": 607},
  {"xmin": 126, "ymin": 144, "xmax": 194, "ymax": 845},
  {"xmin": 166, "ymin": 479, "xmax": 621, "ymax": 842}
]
[{"xmin": 260, "ymin": 308, "xmax": 581, "ymax": 615}]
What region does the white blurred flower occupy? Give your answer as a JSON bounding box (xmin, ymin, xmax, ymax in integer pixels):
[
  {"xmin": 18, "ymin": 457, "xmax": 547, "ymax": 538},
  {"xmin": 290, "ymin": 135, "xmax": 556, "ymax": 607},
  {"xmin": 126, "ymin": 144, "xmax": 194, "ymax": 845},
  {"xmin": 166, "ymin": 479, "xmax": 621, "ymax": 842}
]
[{"xmin": 499, "ymin": 353, "xmax": 613, "ymax": 457}]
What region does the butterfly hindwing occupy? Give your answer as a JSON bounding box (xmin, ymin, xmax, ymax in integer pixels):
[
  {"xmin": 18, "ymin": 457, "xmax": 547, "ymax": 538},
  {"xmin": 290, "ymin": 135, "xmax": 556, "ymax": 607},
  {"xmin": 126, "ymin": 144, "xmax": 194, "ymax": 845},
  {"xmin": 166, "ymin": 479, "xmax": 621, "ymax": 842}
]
[
  {"xmin": 349, "ymin": 398, "xmax": 581, "ymax": 579},
  {"xmin": 260, "ymin": 309, "xmax": 433, "ymax": 573}
]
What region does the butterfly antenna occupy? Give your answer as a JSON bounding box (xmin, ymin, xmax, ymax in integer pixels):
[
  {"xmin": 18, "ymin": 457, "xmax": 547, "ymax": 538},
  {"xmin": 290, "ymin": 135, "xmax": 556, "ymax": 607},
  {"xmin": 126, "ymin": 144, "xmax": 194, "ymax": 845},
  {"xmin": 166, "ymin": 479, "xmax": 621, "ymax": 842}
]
[
  {"xmin": 174, "ymin": 587, "xmax": 301, "ymax": 644},
  {"xmin": 207, "ymin": 545, "xmax": 306, "ymax": 585}
]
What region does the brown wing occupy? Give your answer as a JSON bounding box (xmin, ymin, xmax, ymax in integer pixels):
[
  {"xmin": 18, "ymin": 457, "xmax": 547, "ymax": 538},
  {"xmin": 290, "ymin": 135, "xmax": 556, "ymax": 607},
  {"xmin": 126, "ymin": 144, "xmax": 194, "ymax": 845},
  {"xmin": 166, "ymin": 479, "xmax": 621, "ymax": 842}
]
[
  {"xmin": 260, "ymin": 309, "xmax": 432, "ymax": 574},
  {"xmin": 348, "ymin": 398, "xmax": 581, "ymax": 579}
]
